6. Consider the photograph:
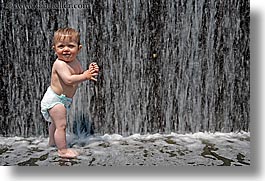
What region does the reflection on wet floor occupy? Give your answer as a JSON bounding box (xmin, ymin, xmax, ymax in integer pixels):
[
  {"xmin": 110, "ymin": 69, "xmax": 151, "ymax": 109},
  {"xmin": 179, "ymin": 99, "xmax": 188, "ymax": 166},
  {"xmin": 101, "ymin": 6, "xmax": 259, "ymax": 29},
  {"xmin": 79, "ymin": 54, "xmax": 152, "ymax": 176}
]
[{"xmin": 0, "ymin": 132, "xmax": 250, "ymax": 166}]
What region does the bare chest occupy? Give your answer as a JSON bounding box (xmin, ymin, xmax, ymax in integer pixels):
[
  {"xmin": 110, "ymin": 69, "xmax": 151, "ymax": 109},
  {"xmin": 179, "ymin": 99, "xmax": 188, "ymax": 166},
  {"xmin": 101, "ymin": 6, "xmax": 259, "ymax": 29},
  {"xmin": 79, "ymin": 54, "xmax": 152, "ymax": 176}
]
[{"xmin": 67, "ymin": 61, "xmax": 82, "ymax": 74}]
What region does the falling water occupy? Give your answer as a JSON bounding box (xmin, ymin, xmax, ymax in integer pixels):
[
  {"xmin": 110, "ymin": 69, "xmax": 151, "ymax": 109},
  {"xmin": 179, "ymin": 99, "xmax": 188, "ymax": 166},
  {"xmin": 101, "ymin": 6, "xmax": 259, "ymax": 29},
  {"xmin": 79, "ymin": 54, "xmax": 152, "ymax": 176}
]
[{"xmin": 0, "ymin": 0, "xmax": 250, "ymax": 137}]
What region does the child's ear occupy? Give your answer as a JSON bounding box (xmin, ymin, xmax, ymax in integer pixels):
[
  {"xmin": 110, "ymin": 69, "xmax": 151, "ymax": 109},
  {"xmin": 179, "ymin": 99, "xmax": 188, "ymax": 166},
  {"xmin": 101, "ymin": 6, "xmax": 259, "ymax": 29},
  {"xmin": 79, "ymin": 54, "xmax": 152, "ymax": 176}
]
[{"xmin": 78, "ymin": 45, "xmax": 82, "ymax": 50}]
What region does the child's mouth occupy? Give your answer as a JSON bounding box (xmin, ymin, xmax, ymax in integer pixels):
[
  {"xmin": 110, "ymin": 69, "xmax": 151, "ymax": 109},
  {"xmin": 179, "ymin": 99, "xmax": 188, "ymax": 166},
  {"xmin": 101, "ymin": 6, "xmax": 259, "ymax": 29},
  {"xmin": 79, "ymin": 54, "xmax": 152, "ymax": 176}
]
[{"xmin": 63, "ymin": 54, "xmax": 71, "ymax": 58}]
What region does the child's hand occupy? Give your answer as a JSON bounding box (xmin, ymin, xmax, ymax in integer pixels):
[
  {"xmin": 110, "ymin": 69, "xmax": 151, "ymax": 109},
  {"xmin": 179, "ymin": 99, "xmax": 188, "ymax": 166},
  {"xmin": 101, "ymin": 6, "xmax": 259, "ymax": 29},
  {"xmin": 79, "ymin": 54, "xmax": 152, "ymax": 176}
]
[
  {"xmin": 84, "ymin": 62, "xmax": 99, "ymax": 81},
  {"xmin": 89, "ymin": 62, "xmax": 99, "ymax": 73},
  {"xmin": 83, "ymin": 69, "xmax": 98, "ymax": 81}
]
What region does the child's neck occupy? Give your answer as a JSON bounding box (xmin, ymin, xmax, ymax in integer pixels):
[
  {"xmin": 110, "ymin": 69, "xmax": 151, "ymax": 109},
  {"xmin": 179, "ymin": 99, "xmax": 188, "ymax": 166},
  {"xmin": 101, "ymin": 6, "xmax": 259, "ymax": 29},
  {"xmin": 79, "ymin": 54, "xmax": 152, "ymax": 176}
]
[{"xmin": 57, "ymin": 58, "xmax": 77, "ymax": 63}]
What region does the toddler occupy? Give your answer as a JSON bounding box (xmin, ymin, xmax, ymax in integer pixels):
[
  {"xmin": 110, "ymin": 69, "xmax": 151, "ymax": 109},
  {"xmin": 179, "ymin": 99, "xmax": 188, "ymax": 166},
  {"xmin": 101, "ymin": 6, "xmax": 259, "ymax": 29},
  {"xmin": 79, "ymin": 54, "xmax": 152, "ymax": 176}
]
[{"xmin": 41, "ymin": 28, "xmax": 99, "ymax": 158}]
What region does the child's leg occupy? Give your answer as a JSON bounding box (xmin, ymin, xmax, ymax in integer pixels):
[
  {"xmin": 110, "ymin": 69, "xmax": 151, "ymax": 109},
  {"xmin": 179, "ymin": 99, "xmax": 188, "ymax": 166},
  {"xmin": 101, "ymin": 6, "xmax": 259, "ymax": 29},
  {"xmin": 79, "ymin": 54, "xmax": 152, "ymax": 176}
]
[
  {"xmin": 48, "ymin": 104, "xmax": 79, "ymax": 158},
  {"xmin": 48, "ymin": 121, "xmax": 56, "ymax": 146}
]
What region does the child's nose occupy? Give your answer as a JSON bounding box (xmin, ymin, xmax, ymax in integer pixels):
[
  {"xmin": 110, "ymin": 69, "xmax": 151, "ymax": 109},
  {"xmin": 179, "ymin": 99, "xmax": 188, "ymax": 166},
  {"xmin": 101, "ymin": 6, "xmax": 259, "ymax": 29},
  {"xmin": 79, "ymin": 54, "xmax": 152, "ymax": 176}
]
[{"xmin": 63, "ymin": 46, "xmax": 70, "ymax": 51}]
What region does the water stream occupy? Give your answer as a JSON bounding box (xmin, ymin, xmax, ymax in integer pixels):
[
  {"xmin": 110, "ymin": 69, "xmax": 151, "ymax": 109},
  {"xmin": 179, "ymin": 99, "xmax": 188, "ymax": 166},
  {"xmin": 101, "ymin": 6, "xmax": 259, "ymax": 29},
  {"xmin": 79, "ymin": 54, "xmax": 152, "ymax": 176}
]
[{"xmin": 0, "ymin": 0, "xmax": 250, "ymax": 137}]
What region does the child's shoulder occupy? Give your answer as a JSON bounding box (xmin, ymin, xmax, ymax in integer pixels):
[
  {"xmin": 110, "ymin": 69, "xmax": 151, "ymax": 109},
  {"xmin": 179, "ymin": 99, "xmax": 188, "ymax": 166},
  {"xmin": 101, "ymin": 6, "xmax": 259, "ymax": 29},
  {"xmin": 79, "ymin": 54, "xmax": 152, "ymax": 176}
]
[{"xmin": 53, "ymin": 59, "xmax": 67, "ymax": 67}]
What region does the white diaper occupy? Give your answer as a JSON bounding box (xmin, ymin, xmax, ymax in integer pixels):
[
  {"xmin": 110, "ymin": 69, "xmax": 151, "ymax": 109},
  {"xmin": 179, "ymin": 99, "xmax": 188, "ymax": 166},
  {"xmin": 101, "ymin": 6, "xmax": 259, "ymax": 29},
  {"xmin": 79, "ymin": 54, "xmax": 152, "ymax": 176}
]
[{"xmin": 41, "ymin": 87, "xmax": 72, "ymax": 122}]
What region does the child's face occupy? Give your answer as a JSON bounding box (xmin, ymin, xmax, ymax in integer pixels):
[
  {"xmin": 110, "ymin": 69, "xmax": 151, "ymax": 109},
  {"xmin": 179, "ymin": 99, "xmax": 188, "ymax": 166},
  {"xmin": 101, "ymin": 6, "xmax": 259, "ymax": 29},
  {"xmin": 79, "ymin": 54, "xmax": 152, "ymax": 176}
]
[{"xmin": 53, "ymin": 40, "xmax": 82, "ymax": 62}]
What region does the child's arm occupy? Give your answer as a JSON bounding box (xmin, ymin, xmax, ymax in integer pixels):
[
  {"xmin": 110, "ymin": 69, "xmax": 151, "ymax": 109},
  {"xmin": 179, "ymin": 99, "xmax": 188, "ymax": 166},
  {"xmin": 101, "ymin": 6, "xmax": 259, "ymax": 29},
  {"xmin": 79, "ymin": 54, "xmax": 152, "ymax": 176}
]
[{"xmin": 54, "ymin": 61, "xmax": 98, "ymax": 85}]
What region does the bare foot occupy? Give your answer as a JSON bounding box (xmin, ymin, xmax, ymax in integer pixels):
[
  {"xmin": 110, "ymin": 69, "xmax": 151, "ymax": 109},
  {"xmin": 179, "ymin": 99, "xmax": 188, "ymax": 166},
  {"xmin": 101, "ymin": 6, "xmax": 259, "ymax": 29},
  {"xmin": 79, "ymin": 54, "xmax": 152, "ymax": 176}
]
[{"xmin": 58, "ymin": 148, "xmax": 79, "ymax": 158}]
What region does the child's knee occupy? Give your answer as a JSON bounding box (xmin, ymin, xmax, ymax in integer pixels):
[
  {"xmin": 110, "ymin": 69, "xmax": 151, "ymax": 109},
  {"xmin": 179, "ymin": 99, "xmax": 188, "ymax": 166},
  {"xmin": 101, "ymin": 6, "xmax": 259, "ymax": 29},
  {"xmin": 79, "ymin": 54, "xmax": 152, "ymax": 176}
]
[{"xmin": 56, "ymin": 122, "xmax": 67, "ymax": 130}]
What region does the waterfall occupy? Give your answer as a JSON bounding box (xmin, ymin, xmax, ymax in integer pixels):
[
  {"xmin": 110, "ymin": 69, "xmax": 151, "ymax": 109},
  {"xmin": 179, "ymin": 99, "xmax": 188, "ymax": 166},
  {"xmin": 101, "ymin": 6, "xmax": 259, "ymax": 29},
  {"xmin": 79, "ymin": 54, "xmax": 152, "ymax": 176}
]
[{"xmin": 0, "ymin": 0, "xmax": 250, "ymax": 137}]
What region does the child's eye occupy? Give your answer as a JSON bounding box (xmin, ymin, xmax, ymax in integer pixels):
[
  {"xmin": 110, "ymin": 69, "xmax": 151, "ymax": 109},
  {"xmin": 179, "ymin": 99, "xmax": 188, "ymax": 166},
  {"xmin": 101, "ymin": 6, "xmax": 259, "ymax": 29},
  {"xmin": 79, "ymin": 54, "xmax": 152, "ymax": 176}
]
[
  {"xmin": 58, "ymin": 45, "xmax": 64, "ymax": 49},
  {"xmin": 68, "ymin": 45, "xmax": 75, "ymax": 48}
]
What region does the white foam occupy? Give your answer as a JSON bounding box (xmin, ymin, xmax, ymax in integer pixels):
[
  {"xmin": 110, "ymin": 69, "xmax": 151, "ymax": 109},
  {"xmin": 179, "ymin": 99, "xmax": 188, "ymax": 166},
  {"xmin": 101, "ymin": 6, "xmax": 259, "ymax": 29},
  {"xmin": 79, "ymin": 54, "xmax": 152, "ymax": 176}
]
[{"xmin": 101, "ymin": 134, "xmax": 123, "ymax": 141}]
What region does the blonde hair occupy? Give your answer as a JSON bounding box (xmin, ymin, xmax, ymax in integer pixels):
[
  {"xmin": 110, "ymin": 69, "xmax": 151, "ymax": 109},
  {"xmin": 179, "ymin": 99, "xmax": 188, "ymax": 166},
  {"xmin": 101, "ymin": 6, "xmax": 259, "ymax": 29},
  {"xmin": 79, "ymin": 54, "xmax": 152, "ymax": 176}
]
[{"xmin": 53, "ymin": 28, "xmax": 81, "ymax": 45}]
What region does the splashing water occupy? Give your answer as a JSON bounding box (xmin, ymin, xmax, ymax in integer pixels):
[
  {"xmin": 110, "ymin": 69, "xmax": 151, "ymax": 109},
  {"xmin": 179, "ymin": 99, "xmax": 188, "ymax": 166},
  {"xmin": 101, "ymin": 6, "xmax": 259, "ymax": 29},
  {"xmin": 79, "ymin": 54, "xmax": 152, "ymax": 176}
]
[{"xmin": 0, "ymin": 132, "xmax": 250, "ymax": 166}]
